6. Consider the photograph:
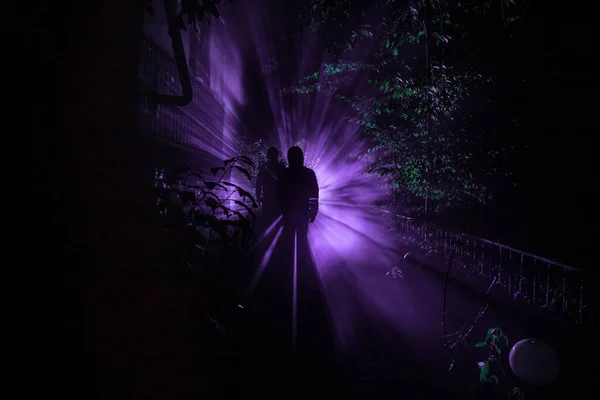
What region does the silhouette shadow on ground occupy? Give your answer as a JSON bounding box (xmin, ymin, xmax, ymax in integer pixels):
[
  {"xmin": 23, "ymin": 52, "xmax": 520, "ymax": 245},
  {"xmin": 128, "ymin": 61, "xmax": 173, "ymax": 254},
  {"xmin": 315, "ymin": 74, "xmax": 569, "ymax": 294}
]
[{"xmin": 245, "ymin": 223, "xmax": 344, "ymax": 390}]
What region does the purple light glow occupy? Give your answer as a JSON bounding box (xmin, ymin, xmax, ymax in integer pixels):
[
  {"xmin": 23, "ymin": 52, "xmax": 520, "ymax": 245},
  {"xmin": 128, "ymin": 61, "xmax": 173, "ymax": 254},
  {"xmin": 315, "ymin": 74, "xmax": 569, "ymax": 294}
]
[
  {"xmin": 221, "ymin": 3, "xmax": 404, "ymax": 348},
  {"xmin": 209, "ymin": 18, "xmax": 247, "ymax": 160},
  {"xmin": 146, "ymin": 1, "xmax": 407, "ymax": 350},
  {"xmin": 225, "ymin": 1, "xmax": 399, "ymax": 265},
  {"xmin": 247, "ymin": 225, "xmax": 283, "ymax": 295},
  {"xmin": 257, "ymin": 215, "xmax": 282, "ymax": 243}
]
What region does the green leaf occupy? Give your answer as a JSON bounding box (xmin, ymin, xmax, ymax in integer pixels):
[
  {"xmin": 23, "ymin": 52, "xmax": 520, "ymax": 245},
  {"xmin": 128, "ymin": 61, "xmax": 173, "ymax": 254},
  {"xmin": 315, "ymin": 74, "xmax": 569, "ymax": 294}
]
[
  {"xmin": 504, "ymin": 335, "xmax": 509, "ymax": 346},
  {"xmin": 474, "ymin": 342, "xmax": 486, "ymax": 347},
  {"xmin": 496, "ymin": 347, "xmax": 501, "ymax": 354},
  {"xmin": 485, "ymin": 328, "xmax": 494, "ymax": 341},
  {"xmin": 492, "ymin": 375, "xmax": 499, "ymax": 384},
  {"xmin": 479, "ymin": 362, "xmax": 489, "ymax": 382}
]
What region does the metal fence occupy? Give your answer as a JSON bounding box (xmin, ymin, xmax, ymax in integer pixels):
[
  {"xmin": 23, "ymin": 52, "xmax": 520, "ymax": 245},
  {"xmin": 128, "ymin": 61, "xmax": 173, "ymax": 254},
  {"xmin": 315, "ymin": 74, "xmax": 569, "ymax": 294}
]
[
  {"xmin": 138, "ymin": 35, "xmax": 225, "ymax": 150},
  {"xmin": 393, "ymin": 214, "xmax": 596, "ymax": 326}
]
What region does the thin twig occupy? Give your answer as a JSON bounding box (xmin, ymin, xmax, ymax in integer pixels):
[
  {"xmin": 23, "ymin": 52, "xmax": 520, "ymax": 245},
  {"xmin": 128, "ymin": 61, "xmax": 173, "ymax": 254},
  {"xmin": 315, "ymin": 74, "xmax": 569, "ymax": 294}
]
[
  {"xmin": 442, "ymin": 221, "xmax": 468, "ymax": 371},
  {"xmin": 456, "ymin": 276, "xmax": 497, "ymax": 347}
]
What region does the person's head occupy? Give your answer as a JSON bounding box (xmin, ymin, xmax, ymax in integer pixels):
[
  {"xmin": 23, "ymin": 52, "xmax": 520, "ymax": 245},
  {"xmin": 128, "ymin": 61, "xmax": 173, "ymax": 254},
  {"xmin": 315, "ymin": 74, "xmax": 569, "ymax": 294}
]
[
  {"xmin": 266, "ymin": 147, "xmax": 279, "ymax": 162},
  {"xmin": 287, "ymin": 146, "xmax": 304, "ymax": 168}
]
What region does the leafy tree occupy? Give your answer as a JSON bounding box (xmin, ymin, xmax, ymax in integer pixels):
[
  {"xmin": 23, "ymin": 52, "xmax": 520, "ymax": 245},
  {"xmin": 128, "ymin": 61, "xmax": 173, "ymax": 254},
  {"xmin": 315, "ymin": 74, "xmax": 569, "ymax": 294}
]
[{"xmin": 282, "ymin": 0, "xmax": 525, "ymax": 211}]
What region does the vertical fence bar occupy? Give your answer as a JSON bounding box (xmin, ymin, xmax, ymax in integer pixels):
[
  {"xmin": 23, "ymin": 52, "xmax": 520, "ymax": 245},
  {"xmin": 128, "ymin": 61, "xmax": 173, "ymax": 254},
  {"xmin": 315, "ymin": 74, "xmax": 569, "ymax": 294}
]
[
  {"xmin": 498, "ymin": 247, "xmax": 503, "ymax": 283},
  {"xmin": 532, "ymin": 259, "xmax": 537, "ymax": 305},
  {"xmin": 480, "ymin": 242, "xmax": 485, "ymax": 276},
  {"xmin": 545, "ymin": 263, "xmax": 551, "ymax": 308},
  {"xmin": 562, "ymin": 268, "xmax": 567, "ymax": 312},
  {"xmin": 579, "ymin": 270, "xmax": 584, "ymax": 325},
  {"xmin": 507, "ymin": 250, "xmax": 512, "ymax": 298},
  {"xmin": 391, "ymin": 214, "xmax": 589, "ymax": 325},
  {"xmin": 518, "ymin": 254, "xmax": 524, "ymax": 296},
  {"xmin": 460, "ymin": 237, "xmax": 465, "ymax": 268},
  {"xmin": 488, "ymin": 243, "xmax": 492, "ymax": 280}
]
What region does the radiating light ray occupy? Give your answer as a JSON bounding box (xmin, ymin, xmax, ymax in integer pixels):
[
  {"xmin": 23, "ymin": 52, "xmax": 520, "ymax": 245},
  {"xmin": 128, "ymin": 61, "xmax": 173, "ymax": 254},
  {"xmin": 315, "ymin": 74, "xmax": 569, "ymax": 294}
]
[
  {"xmin": 142, "ymin": 0, "xmax": 246, "ymax": 163},
  {"xmin": 145, "ymin": 1, "xmax": 407, "ymax": 353},
  {"xmin": 246, "ymin": 225, "xmax": 283, "ymax": 296},
  {"xmin": 209, "ymin": 18, "xmax": 248, "ymax": 162},
  {"xmin": 257, "ymin": 215, "xmax": 283, "ymax": 242}
]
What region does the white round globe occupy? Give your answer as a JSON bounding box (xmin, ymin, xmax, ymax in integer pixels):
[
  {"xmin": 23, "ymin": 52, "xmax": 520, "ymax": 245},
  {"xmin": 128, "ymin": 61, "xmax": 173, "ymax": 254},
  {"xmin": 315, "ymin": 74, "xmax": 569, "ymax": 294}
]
[{"xmin": 509, "ymin": 338, "xmax": 559, "ymax": 386}]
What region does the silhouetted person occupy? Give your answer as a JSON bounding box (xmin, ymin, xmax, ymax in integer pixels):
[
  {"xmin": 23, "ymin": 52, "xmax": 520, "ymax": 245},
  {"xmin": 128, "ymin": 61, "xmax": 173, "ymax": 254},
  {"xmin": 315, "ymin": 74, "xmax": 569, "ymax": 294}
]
[
  {"xmin": 255, "ymin": 147, "xmax": 286, "ymax": 232},
  {"xmin": 277, "ymin": 146, "xmax": 319, "ymax": 234},
  {"xmin": 275, "ymin": 146, "xmax": 336, "ymax": 385},
  {"xmin": 276, "ymin": 145, "xmax": 320, "ymax": 296}
]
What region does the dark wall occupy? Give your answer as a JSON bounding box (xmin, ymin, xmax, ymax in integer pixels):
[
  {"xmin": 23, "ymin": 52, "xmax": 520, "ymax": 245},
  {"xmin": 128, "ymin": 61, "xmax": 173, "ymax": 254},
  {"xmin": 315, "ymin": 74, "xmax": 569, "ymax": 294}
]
[
  {"xmin": 57, "ymin": 0, "xmax": 152, "ymax": 269},
  {"xmin": 492, "ymin": 2, "xmax": 594, "ymax": 268},
  {"xmin": 57, "ymin": 1, "xmax": 219, "ymax": 274},
  {"xmin": 55, "ymin": 3, "xmax": 226, "ymax": 254},
  {"xmin": 55, "ymin": 3, "xmax": 190, "ymax": 396}
]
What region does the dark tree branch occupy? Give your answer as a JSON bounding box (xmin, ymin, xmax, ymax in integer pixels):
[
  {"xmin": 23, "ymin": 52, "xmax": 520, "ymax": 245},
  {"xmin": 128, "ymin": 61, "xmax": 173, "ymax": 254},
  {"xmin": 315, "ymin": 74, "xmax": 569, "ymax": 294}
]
[{"xmin": 450, "ymin": 276, "xmax": 497, "ymax": 350}]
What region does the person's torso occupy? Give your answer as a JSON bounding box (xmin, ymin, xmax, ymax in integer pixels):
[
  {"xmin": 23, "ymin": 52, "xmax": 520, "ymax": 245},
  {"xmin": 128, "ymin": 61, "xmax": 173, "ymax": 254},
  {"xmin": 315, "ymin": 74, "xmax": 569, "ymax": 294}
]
[
  {"xmin": 279, "ymin": 167, "xmax": 314, "ymax": 214},
  {"xmin": 260, "ymin": 162, "xmax": 286, "ymax": 202}
]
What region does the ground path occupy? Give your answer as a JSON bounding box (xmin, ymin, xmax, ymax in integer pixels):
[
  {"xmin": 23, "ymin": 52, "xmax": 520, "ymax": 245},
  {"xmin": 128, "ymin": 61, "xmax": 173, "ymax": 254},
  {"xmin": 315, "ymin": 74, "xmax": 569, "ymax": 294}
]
[{"xmin": 74, "ymin": 219, "xmax": 594, "ymax": 399}]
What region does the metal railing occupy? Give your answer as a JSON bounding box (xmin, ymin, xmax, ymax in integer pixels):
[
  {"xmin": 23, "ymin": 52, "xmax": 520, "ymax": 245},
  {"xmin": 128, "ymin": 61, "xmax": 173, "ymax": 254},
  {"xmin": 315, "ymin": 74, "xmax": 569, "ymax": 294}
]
[{"xmin": 393, "ymin": 214, "xmax": 596, "ymax": 326}]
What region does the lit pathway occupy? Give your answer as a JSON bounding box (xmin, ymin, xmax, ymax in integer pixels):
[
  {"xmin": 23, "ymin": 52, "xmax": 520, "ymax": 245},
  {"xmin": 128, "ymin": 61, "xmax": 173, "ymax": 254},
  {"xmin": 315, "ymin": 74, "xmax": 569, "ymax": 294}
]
[{"xmin": 247, "ymin": 226, "xmax": 593, "ymax": 398}]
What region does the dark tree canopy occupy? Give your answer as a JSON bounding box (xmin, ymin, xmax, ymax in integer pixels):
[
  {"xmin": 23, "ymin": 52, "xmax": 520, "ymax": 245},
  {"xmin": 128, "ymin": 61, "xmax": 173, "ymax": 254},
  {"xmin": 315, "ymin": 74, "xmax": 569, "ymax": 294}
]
[{"xmin": 279, "ymin": 0, "xmax": 528, "ymax": 211}]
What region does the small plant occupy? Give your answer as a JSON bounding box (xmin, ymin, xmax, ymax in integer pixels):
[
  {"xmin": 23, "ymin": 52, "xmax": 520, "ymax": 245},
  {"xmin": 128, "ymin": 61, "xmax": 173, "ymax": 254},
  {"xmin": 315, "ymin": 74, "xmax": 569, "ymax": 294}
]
[
  {"xmin": 474, "ymin": 327, "xmax": 509, "ymax": 384},
  {"xmin": 509, "ymin": 386, "xmax": 525, "ymax": 400},
  {"xmin": 154, "ymin": 155, "xmax": 258, "ymax": 271}
]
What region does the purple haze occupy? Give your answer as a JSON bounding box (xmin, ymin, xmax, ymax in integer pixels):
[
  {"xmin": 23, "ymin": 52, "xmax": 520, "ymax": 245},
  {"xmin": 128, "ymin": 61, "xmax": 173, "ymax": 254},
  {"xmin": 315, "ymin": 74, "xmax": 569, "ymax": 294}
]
[{"xmin": 145, "ymin": 0, "xmax": 405, "ymax": 350}]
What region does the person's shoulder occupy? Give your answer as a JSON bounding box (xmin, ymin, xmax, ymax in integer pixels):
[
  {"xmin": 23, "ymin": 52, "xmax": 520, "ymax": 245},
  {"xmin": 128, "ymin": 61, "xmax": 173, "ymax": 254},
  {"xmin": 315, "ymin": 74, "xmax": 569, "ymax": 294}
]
[
  {"xmin": 302, "ymin": 166, "xmax": 316, "ymax": 175},
  {"xmin": 279, "ymin": 165, "xmax": 291, "ymax": 177}
]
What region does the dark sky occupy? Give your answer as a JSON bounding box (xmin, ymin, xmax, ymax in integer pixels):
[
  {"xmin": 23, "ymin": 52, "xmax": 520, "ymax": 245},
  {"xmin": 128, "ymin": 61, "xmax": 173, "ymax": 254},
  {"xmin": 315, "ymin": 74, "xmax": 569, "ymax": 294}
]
[
  {"xmin": 449, "ymin": 1, "xmax": 593, "ymax": 266},
  {"xmin": 429, "ymin": 1, "xmax": 595, "ymax": 266},
  {"xmin": 493, "ymin": 2, "xmax": 593, "ymax": 266}
]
